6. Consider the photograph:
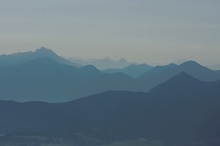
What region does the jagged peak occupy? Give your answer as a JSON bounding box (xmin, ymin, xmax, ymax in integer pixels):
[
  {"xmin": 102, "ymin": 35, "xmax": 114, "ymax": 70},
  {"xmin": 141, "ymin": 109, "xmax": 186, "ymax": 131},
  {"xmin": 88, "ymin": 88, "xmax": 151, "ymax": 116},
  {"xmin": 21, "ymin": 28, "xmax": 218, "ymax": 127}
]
[{"xmin": 35, "ymin": 47, "xmax": 56, "ymax": 55}]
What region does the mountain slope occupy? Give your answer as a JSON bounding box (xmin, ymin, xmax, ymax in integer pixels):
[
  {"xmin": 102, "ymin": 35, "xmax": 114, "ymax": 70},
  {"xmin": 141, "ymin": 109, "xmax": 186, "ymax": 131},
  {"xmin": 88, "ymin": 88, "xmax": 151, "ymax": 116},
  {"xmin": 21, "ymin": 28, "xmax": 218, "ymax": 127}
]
[{"xmin": 0, "ymin": 73, "xmax": 220, "ymax": 145}]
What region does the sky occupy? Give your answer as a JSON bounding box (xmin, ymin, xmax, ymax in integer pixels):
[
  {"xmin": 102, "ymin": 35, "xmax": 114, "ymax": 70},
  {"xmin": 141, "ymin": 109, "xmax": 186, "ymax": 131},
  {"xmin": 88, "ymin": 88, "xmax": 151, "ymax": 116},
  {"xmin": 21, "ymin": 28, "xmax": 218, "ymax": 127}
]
[{"xmin": 0, "ymin": 0, "xmax": 220, "ymax": 65}]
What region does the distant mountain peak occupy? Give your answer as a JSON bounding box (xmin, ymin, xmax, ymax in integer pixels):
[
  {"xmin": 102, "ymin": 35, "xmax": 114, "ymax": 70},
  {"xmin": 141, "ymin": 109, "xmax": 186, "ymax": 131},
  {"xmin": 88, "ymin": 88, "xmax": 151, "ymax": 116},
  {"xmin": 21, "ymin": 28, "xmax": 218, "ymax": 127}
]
[
  {"xmin": 180, "ymin": 60, "xmax": 201, "ymax": 67},
  {"xmin": 118, "ymin": 58, "xmax": 127, "ymax": 63},
  {"xmin": 79, "ymin": 65, "xmax": 101, "ymax": 74},
  {"xmin": 150, "ymin": 72, "xmax": 201, "ymax": 93},
  {"xmin": 103, "ymin": 56, "xmax": 114, "ymax": 62},
  {"xmin": 39, "ymin": 46, "xmax": 52, "ymax": 51},
  {"xmin": 35, "ymin": 47, "xmax": 56, "ymax": 55}
]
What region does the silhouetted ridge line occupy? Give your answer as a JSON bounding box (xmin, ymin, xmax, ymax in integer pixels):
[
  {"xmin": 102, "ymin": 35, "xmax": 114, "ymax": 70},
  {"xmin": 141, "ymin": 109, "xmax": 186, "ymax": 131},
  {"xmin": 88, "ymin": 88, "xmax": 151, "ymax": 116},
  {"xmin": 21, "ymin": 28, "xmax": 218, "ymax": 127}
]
[
  {"xmin": 166, "ymin": 71, "xmax": 200, "ymax": 82},
  {"xmin": 0, "ymin": 47, "xmax": 81, "ymax": 67},
  {"xmin": 0, "ymin": 75, "xmax": 220, "ymax": 145},
  {"xmin": 35, "ymin": 47, "xmax": 57, "ymax": 55}
]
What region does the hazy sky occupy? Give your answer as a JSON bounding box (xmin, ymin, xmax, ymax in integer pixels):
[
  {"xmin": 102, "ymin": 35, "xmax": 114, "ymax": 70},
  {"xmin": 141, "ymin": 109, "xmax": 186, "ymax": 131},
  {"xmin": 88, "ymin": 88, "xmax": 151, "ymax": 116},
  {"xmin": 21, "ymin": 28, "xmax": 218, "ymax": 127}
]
[{"xmin": 0, "ymin": 0, "xmax": 220, "ymax": 65}]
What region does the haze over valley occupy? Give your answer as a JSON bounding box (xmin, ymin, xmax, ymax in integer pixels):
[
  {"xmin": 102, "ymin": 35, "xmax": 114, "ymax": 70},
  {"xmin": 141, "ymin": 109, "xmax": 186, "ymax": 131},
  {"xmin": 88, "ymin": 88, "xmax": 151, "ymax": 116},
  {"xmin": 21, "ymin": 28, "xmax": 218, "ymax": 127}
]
[{"xmin": 1, "ymin": 0, "xmax": 220, "ymax": 145}]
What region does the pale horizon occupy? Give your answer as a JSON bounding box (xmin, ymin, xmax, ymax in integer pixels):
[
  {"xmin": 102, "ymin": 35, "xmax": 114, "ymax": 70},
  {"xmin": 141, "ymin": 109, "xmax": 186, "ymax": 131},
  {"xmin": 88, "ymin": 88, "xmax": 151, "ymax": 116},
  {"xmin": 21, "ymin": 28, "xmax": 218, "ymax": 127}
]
[
  {"xmin": 1, "ymin": 0, "xmax": 220, "ymax": 65},
  {"xmin": 0, "ymin": 46, "xmax": 214, "ymax": 66}
]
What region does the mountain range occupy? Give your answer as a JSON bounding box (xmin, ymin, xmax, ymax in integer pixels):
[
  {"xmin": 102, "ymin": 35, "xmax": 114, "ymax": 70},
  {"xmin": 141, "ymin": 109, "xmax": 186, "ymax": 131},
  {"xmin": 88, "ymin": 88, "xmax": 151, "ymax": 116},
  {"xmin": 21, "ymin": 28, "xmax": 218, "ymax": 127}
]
[
  {"xmin": 0, "ymin": 47, "xmax": 81, "ymax": 67},
  {"xmin": 1, "ymin": 48, "xmax": 220, "ymax": 145},
  {"xmin": 69, "ymin": 57, "xmax": 135, "ymax": 70},
  {"xmin": 0, "ymin": 57, "xmax": 142, "ymax": 102},
  {"xmin": 1, "ymin": 48, "xmax": 220, "ymax": 102},
  {"xmin": 138, "ymin": 60, "xmax": 220, "ymax": 91},
  {"xmin": 0, "ymin": 72, "xmax": 220, "ymax": 146}
]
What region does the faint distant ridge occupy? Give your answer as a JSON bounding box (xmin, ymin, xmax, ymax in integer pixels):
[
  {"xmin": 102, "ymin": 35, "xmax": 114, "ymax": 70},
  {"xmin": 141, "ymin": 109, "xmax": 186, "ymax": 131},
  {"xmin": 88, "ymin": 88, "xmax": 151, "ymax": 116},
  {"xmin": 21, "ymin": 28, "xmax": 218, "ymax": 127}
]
[
  {"xmin": 0, "ymin": 47, "xmax": 81, "ymax": 67},
  {"xmin": 103, "ymin": 64, "xmax": 153, "ymax": 77},
  {"xmin": 207, "ymin": 64, "xmax": 220, "ymax": 71},
  {"xmin": 69, "ymin": 57, "xmax": 136, "ymax": 70}
]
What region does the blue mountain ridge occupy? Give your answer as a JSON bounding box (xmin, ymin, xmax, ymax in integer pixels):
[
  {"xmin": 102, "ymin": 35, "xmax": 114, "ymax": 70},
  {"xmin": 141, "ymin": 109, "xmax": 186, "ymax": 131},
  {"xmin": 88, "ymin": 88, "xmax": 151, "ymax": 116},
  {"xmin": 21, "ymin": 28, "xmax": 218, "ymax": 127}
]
[{"xmin": 0, "ymin": 72, "xmax": 220, "ymax": 145}]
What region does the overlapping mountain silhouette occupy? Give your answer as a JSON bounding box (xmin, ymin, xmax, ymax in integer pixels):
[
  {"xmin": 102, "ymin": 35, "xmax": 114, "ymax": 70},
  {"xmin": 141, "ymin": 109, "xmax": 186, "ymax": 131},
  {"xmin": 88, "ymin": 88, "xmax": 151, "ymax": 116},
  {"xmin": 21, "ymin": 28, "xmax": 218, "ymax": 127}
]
[
  {"xmin": 138, "ymin": 60, "xmax": 220, "ymax": 91},
  {"xmin": 0, "ymin": 72, "xmax": 220, "ymax": 145},
  {"xmin": 0, "ymin": 57, "xmax": 141, "ymax": 102},
  {"xmin": 1, "ymin": 48, "xmax": 220, "ymax": 102}
]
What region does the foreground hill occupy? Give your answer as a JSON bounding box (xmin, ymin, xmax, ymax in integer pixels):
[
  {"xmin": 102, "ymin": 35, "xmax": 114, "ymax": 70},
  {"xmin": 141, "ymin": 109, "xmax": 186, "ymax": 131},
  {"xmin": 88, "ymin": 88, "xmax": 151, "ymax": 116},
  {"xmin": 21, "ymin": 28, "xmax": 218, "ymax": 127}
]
[{"xmin": 0, "ymin": 73, "xmax": 220, "ymax": 146}]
